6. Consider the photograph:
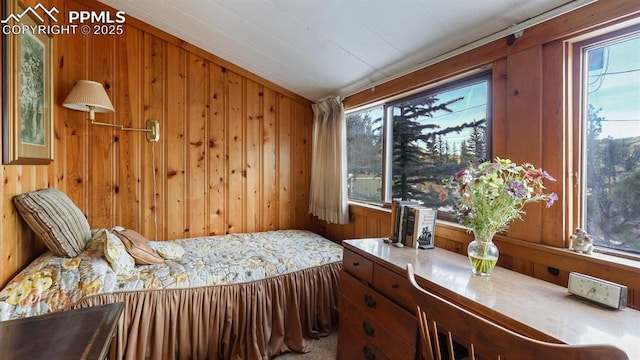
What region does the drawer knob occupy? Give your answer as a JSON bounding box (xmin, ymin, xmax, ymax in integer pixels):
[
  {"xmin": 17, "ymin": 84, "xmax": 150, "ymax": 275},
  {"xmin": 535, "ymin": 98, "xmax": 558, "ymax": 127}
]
[
  {"xmin": 391, "ymin": 284, "xmax": 399, "ymax": 289},
  {"xmin": 362, "ymin": 346, "xmax": 376, "ymax": 360},
  {"xmin": 362, "ymin": 321, "xmax": 375, "ymax": 337},
  {"xmin": 352, "ymin": 261, "xmax": 360, "ymax": 266},
  {"xmin": 363, "ymin": 294, "xmax": 377, "ymax": 309}
]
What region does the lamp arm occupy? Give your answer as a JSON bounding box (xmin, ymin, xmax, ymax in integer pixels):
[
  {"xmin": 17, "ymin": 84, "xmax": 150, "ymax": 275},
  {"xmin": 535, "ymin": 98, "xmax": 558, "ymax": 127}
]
[
  {"xmin": 122, "ymin": 126, "xmax": 153, "ymax": 133},
  {"xmin": 90, "ymin": 120, "xmax": 146, "ymax": 131},
  {"xmin": 90, "ymin": 119, "xmax": 160, "ymax": 143}
]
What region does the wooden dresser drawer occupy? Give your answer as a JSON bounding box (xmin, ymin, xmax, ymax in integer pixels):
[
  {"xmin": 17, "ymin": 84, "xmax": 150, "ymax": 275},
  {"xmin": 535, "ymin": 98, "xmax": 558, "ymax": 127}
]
[
  {"xmin": 337, "ymin": 319, "xmax": 390, "ymax": 360},
  {"xmin": 340, "ymin": 294, "xmax": 415, "ymax": 360},
  {"xmin": 343, "ymin": 249, "xmax": 374, "ymax": 283},
  {"xmin": 340, "ymin": 271, "xmax": 417, "ymax": 343},
  {"xmin": 373, "ymin": 264, "xmax": 416, "ymax": 312}
]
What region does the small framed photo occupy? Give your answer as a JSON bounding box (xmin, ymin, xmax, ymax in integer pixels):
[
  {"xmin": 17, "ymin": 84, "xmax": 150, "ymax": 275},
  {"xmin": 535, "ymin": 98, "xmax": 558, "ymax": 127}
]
[
  {"xmin": 2, "ymin": 0, "xmax": 54, "ymax": 164},
  {"xmin": 416, "ymin": 209, "xmax": 437, "ymax": 249}
]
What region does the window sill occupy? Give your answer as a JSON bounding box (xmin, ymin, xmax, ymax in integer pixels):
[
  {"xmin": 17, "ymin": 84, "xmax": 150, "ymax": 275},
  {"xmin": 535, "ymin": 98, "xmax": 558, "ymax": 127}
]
[
  {"xmin": 348, "ymin": 200, "xmax": 387, "ymax": 209},
  {"xmin": 437, "ymin": 221, "xmax": 640, "ymax": 290}
]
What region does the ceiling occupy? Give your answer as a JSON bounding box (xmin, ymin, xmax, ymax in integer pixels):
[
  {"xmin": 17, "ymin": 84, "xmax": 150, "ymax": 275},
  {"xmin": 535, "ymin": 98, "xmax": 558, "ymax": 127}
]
[{"xmin": 98, "ymin": 0, "xmax": 588, "ymax": 102}]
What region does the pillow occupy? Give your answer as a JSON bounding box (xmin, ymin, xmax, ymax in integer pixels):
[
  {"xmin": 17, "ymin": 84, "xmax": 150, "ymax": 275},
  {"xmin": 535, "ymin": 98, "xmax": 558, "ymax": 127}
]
[
  {"xmin": 102, "ymin": 230, "xmax": 135, "ymax": 276},
  {"xmin": 13, "ymin": 188, "xmax": 91, "ymax": 257},
  {"xmin": 111, "ymin": 226, "xmax": 163, "ymax": 265},
  {"xmin": 148, "ymin": 241, "xmax": 185, "ymax": 261}
]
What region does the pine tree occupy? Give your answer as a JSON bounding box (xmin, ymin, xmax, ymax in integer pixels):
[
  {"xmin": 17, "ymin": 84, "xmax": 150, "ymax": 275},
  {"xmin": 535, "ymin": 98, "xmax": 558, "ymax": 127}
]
[
  {"xmin": 585, "ymin": 104, "xmax": 640, "ymax": 252},
  {"xmin": 346, "ymin": 112, "xmax": 383, "ymax": 201},
  {"xmin": 466, "ymin": 125, "xmax": 487, "ymax": 161},
  {"xmin": 390, "ymin": 95, "xmax": 486, "ymax": 204}
]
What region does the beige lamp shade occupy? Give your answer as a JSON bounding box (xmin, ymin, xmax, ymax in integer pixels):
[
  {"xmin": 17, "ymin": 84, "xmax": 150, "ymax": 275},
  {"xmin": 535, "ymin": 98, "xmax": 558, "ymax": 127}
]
[
  {"xmin": 63, "ymin": 80, "xmax": 114, "ymax": 114},
  {"xmin": 61, "ymin": 79, "xmax": 160, "ymax": 143}
]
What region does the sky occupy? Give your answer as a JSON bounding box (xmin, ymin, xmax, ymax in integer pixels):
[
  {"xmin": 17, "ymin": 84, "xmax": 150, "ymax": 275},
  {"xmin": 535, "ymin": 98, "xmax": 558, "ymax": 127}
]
[
  {"xmin": 587, "ymin": 35, "xmax": 640, "ymax": 139},
  {"xmin": 419, "ymin": 81, "xmax": 488, "ymax": 152}
]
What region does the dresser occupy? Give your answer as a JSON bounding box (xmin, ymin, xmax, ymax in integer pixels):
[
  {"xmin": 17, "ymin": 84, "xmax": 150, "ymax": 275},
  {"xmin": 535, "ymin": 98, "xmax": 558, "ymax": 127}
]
[
  {"xmin": 338, "ymin": 241, "xmax": 418, "ymax": 360},
  {"xmin": 337, "ymin": 238, "xmax": 640, "ymax": 360}
]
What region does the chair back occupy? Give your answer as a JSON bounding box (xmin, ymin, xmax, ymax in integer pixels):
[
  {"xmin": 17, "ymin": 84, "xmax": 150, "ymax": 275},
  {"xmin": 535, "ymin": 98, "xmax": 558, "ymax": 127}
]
[{"xmin": 406, "ymin": 263, "xmax": 629, "ymax": 360}]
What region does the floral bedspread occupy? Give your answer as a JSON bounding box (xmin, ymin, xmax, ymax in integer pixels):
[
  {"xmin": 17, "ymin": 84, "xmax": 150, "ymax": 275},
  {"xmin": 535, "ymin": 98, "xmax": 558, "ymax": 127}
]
[{"xmin": 0, "ymin": 229, "xmax": 342, "ymax": 321}]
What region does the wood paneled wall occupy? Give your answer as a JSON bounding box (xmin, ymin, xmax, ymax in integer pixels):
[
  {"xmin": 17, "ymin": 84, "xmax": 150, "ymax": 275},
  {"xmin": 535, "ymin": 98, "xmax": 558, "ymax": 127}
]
[
  {"xmin": 312, "ymin": 0, "xmax": 640, "ymax": 308},
  {"xmin": 0, "ymin": 0, "xmax": 313, "ymax": 287}
]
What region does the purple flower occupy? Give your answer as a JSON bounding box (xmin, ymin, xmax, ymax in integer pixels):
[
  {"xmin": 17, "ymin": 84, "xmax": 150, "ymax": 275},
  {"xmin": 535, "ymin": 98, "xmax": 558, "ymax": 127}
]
[
  {"xmin": 537, "ymin": 168, "xmax": 556, "ymax": 181},
  {"xmin": 546, "ymin": 192, "xmax": 559, "ymax": 207},
  {"xmin": 506, "ymin": 181, "xmax": 526, "ymax": 199}
]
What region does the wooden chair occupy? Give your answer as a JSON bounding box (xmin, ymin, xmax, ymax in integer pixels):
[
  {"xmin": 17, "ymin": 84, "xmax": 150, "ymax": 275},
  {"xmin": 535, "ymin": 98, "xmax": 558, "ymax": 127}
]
[{"xmin": 406, "ymin": 264, "xmax": 629, "ymax": 360}]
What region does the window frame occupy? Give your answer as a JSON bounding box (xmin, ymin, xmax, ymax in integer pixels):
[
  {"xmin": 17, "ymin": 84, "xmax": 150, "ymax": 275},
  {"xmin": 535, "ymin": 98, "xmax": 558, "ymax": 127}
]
[
  {"xmin": 346, "ymin": 70, "xmax": 493, "ymax": 213},
  {"xmin": 570, "ymin": 23, "xmax": 640, "ymax": 260},
  {"xmin": 345, "ymin": 104, "xmax": 386, "ymax": 205}
]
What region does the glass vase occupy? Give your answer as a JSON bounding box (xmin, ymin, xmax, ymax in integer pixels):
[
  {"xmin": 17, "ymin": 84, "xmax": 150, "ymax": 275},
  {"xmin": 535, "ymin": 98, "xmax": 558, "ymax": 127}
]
[{"xmin": 467, "ymin": 230, "xmax": 499, "ymax": 276}]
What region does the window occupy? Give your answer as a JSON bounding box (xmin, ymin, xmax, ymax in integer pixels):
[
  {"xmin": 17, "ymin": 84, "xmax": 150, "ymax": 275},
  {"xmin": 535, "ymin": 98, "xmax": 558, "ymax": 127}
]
[
  {"xmin": 578, "ymin": 25, "xmax": 640, "ymax": 255},
  {"xmin": 347, "ymin": 106, "xmax": 384, "ymax": 203},
  {"xmin": 346, "ymin": 72, "xmax": 491, "ymax": 213}
]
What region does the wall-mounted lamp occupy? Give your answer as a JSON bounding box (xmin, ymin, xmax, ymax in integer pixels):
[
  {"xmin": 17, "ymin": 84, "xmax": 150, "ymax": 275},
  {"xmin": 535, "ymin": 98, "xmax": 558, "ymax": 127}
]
[{"xmin": 62, "ymin": 80, "xmax": 160, "ymax": 142}]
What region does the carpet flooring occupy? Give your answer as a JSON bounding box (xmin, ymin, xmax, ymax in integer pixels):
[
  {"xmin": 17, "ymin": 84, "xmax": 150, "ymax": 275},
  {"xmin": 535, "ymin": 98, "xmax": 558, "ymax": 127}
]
[{"xmin": 274, "ymin": 332, "xmax": 337, "ymax": 359}]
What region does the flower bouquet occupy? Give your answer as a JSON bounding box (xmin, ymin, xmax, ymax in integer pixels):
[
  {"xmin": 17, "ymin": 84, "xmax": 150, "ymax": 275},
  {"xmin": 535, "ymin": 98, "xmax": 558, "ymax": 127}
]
[{"xmin": 440, "ymin": 158, "xmax": 558, "ymax": 275}]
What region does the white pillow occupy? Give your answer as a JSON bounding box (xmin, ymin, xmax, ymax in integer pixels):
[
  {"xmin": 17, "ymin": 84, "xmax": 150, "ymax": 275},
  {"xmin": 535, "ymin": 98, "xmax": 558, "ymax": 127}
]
[
  {"xmin": 148, "ymin": 241, "xmax": 185, "ymax": 261},
  {"xmin": 102, "ymin": 230, "xmax": 135, "ymax": 277}
]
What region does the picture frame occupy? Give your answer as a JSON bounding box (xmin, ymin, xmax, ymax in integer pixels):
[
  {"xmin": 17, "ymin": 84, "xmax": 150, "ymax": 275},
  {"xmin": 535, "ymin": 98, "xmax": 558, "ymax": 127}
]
[
  {"xmin": 416, "ymin": 208, "xmax": 437, "ymax": 250},
  {"xmin": 2, "ymin": 0, "xmax": 54, "ymax": 165}
]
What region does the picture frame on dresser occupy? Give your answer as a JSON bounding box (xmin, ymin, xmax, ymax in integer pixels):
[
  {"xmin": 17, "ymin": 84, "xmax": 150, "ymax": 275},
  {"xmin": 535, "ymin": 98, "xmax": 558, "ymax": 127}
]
[
  {"xmin": 2, "ymin": 0, "xmax": 54, "ymax": 165},
  {"xmin": 406, "ymin": 207, "xmax": 436, "ymax": 249}
]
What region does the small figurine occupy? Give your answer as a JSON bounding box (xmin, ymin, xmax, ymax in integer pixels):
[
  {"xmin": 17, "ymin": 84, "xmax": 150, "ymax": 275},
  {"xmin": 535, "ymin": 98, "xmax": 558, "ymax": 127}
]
[{"xmin": 569, "ymin": 228, "xmax": 594, "ymax": 255}]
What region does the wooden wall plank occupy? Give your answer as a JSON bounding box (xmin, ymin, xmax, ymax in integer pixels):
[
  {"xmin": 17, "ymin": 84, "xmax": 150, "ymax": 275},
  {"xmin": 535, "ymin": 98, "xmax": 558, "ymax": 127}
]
[
  {"xmin": 292, "ymin": 101, "xmax": 310, "ymax": 229},
  {"xmin": 89, "ymin": 29, "xmax": 116, "ymax": 229},
  {"xmin": 245, "ymin": 80, "xmax": 262, "ymax": 232},
  {"xmin": 115, "ymin": 26, "xmax": 143, "ymax": 230},
  {"xmin": 187, "ymin": 53, "xmax": 208, "ymax": 237},
  {"xmin": 491, "ymin": 59, "xmax": 508, "ymax": 158},
  {"xmin": 165, "ymin": 44, "xmax": 187, "ymax": 240},
  {"xmin": 541, "ymin": 40, "xmax": 568, "ymax": 248},
  {"xmin": 1, "ymin": 167, "xmax": 20, "ymax": 285},
  {"xmin": 142, "ymin": 34, "xmax": 166, "ymax": 241},
  {"xmin": 226, "ymin": 72, "xmax": 245, "ymax": 233},
  {"xmin": 278, "ymin": 96, "xmax": 292, "ymax": 230},
  {"xmin": 60, "ymin": 0, "xmax": 90, "ymax": 213},
  {"xmin": 504, "ymin": 46, "xmax": 544, "ymax": 243},
  {"xmin": 262, "ymin": 88, "xmax": 278, "ymax": 230},
  {"xmin": 208, "ymin": 64, "xmax": 227, "ymax": 235}
]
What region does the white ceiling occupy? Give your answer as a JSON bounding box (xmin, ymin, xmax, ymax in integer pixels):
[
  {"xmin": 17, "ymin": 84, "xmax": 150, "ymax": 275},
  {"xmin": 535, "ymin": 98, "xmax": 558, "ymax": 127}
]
[{"xmin": 98, "ymin": 0, "xmax": 586, "ymax": 101}]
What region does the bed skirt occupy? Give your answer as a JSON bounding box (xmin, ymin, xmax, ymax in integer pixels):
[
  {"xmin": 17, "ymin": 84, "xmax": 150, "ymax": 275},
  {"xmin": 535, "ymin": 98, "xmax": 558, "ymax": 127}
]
[{"xmin": 74, "ymin": 261, "xmax": 341, "ymax": 359}]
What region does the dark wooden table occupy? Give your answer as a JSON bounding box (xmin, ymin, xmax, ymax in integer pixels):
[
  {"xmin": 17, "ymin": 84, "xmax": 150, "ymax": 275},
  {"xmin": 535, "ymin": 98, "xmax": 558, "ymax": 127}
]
[{"xmin": 0, "ymin": 302, "xmax": 124, "ymax": 360}]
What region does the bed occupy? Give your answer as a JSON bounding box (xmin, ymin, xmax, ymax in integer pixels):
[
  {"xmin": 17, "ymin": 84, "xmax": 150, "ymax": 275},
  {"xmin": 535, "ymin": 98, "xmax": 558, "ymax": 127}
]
[{"xmin": 0, "ymin": 188, "xmax": 343, "ymax": 359}]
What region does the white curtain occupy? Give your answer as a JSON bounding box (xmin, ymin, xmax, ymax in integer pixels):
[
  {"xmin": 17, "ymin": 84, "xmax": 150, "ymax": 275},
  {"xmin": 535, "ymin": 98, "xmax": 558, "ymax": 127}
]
[{"xmin": 309, "ymin": 97, "xmax": 349, "ymax": 224}]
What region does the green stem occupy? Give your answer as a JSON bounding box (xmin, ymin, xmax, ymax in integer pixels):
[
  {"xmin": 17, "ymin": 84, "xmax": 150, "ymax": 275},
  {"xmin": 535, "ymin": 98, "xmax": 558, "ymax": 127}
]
[{"xmin": 469, "ymin": 230, "xmax": 498, "ymax": 275}]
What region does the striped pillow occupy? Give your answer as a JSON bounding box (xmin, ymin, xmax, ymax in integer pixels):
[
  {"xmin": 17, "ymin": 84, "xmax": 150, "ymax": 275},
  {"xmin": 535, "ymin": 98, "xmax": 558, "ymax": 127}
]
[{"xmin": 13, "ymin": 188, "xmax": 91, "ymax": 257}]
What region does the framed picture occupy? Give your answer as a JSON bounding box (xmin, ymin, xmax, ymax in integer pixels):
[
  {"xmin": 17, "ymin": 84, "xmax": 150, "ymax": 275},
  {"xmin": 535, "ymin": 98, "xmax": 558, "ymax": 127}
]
[
  {"xmin": 2, "ymin": 0, "xmax": 53, "ymax": 165},
  {"xmin": 416, "ymin": 208, "xmax": 437, "ymax": 250}
]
